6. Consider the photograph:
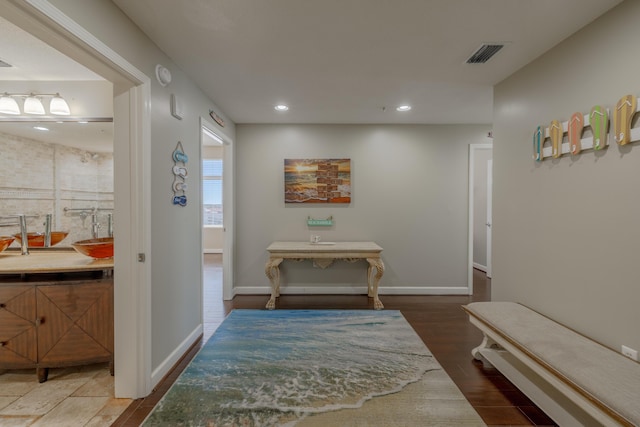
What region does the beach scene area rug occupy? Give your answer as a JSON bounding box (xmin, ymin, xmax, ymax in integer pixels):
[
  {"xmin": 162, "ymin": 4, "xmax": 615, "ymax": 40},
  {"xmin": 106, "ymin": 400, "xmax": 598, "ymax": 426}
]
[{"xmin": 143, "ymin": 310, "xmax": 485, "ymax": 426}]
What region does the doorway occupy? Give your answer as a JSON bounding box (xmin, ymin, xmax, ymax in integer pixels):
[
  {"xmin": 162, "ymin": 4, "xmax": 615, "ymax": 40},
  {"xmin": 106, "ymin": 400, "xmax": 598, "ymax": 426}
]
[
  {"xmin": 200, "ymin": 117, "xmax": 234, "ymax": 304},
  {"xmin": 201, "ymin": 124, "xmax": 225, "ymax": 255},
  {"xmin": 486, "ymin": 159, "xmax": 493, "ymax": 279},
  {"xmin": 0, "ymin": 1, "xmax": 153, "ymax": 398},
  {"xmin": 0, "ymin": 33, "xmax": 114, "ymax": 239},
  {"xmin": 468, "ymin": 143, "xmax": 493, "ymax": 294},
  {"xmin": 201, "ymin": 122, "xmax": 224, "ymax": 342}
]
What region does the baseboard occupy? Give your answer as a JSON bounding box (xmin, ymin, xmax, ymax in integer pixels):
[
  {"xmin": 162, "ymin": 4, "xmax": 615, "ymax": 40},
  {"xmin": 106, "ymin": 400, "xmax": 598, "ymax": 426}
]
[
  {"xmin": 235, "ymin": 286, "xmax": 368, "ymax": 295},
  {"xmin": 233, "ymin": 285, "xmax": 471, "ymax": 296},
  {"xmin": 204, "ymin": 249, "xmax": 223, "ymax": 254},
  {"xmin": 381, "ymin": 286, "xmax": 470, "ymax": 295},
  {"xmin": 473, "ymin": 262, "xmax": 487, "ymax": 272},
  {"xmin": 151, "ymin": 323, "xmax": 203, "ymax": 389}
]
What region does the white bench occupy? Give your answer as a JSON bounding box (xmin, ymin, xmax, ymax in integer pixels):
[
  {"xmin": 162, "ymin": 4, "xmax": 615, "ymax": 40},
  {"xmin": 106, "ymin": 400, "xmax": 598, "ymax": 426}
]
[{"xmin": 463, "ymin": 302, "xmax": 640, "ymax": 427}]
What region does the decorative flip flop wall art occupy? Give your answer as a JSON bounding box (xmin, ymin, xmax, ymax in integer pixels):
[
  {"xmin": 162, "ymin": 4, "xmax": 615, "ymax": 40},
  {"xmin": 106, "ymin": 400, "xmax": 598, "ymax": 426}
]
[
  {"xmin": 591, "ymin": 106, "xmax": 609, "ymax": 150},
  {"xmin": 614, "ymin": 95, "xmax": 637, "ymax": 146},
  {"xmin": 172, "ymin": 141, "xmax": 188, "ymax": 206},
  {"xmin": 549, "ymin": 120, "xmax": 563, "ymax": 158},
  {"xmin": 568, "ymin": 112, "xmax": 584, "ymax": 155},
  {"xmin": 533, "ymin": 93, "xmax": 640, "ymax": 161}
]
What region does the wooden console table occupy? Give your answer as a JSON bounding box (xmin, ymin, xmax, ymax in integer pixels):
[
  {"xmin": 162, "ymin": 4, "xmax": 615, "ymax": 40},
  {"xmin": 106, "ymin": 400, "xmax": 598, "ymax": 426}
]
[{"xmin": 265, "ymin": 241, "xmax": 384, "ymax": 310}]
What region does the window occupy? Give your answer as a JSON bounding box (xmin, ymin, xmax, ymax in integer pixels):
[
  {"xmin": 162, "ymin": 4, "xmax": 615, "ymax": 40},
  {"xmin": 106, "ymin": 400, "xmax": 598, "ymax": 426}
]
[{"xmin": 203, "ymin": 159, "xmax": 223, "ymax": 226}]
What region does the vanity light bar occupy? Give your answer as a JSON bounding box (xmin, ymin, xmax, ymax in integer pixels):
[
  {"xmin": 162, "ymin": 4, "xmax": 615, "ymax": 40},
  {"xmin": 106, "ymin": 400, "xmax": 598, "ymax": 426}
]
[{"xmin": 0, "ymin": 92, "xmax": 71, "ymax": 116}]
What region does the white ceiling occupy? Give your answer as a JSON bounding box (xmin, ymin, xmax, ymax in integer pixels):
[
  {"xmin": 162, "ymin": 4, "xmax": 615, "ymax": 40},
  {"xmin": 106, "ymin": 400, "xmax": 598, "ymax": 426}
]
[
  {"xmin": 0, "ymin": 15, "xmax": 112, "ymax": 152},
  {"xmin": 113, "ymin": 0, "xmax": 622, "ymax": 125},
  {"xmin": 0, "ymin": 0, "xmax": 624, "ymax": 146},
  {"xmin": 0, "ymin": 16, "xmax": 103, "ymax": 81}
]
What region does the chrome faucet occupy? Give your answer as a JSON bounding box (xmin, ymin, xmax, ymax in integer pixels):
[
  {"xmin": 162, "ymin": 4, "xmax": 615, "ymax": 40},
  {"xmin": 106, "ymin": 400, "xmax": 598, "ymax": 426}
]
[
  {"xmin": 91, "ymin": 213, "xmax": 101, "ymax": 239},
  {"xmin": 107, "ymin": 213, "xmax": 113, "ymax": 238},
  {"xmin": 19, "ymin": 214, "xmax": 29, "ymax": 255},
  {"xmin": 44, "ymin": 214, "xmax": 52, "ymax": 247}
]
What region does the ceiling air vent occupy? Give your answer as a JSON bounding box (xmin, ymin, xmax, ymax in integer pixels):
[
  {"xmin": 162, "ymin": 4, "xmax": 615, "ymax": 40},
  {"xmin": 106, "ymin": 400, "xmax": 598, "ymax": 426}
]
[
  {"xmin": 466, "ymin": 44, "xmax": 504, "ymax": 64},
  {"xmin": 0, "ymin": 59, "xmax": 12, "ymax": 67}
]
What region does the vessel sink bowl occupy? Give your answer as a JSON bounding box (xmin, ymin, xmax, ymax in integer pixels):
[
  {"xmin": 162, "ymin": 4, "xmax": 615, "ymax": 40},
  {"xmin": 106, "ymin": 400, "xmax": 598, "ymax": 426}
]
[
  {"xmin": 0, "ymin": 236, "xmax": 15, "ymax": 252},
  {"xmin": 72, "ymin": 237, "xmax": 114, "ymax": 259},
  {"xmin": 13, "ymin": 231, "xmax": 69, "ymax": 247}
]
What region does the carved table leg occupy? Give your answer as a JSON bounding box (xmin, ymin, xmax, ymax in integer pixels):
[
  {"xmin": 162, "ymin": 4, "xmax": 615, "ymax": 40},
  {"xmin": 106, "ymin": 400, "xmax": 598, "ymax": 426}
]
[
  {"xmin": 366, "ymin": 257, "xmax": 385, "ymax": 310},
  {"xmin": 265, "ymin": 257, "xmax": 283, "ymax": 309}
]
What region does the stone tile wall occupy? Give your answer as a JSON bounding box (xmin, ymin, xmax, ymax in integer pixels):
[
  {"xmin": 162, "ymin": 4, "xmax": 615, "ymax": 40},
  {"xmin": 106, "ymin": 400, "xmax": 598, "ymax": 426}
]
[{"xmin": 0, "ymin": 132, "xmax": 113, "ymax": 247}]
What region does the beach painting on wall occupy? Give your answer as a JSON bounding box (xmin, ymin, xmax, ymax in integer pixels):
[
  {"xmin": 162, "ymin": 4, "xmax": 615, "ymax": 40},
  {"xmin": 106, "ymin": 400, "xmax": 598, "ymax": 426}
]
[{"xmin": 284, "ymin": 158, "xmax": 351, "ymax": 203}]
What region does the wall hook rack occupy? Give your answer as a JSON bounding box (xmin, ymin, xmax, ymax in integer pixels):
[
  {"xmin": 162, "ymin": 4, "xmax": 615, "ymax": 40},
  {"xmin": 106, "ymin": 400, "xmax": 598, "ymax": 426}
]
[
  {"xmin": 172, "ymin": 141, "xmax": 188, "ymax": 207},
  {"xmin": 307, "ymin": 216, "xmax": 333, "ymax": 226}
]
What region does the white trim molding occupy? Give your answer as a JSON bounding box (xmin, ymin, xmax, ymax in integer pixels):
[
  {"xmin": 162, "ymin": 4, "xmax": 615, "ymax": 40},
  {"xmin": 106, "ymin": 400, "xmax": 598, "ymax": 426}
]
[
  {"xmin": 234, "ymin": 285, "xmax": 472, "ymax": 296},
  {"xmin": 151, "ymin": 324, "xmax": 203, "ymax": 388}
]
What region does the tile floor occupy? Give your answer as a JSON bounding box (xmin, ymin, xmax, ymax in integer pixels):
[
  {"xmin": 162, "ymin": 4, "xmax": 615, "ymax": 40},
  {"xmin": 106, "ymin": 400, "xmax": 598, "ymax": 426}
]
[
  {"xmin": 0, "ymin": 362, "xmax": 130, "ymax": 426},
  {"xmin": 0, "ymin": 253, "xmax": 225, "ymax": 427}
]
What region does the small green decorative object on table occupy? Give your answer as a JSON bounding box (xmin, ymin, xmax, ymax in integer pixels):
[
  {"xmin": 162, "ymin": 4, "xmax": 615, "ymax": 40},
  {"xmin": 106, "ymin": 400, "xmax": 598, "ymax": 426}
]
[{"xmin": 307, "ymin": 216, "xmax": 333, "ymax": 226}]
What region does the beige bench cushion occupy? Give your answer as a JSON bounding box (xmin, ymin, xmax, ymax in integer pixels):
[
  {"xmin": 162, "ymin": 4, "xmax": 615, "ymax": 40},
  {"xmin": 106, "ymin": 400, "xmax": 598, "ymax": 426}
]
[{"xmin": 465, "ymin": 301, "xmax": 640, "ymax": 425}]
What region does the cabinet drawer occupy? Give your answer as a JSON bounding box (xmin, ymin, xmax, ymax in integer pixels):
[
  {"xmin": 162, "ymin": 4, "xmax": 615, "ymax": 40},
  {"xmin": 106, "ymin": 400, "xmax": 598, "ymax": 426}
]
[{"xmin": 0, "ymin": 286, "xmax": 37, "ymax": 366}]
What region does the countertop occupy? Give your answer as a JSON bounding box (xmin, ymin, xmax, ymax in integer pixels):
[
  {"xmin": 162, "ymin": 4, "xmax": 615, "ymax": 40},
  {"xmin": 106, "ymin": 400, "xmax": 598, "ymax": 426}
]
[
  {"xmin": 266, "ymin": 241, "xmax": 383, "ymax": 253},
  {"xmin": 0, "ymin": 249, "xmax": 113, "ymax": 274}
]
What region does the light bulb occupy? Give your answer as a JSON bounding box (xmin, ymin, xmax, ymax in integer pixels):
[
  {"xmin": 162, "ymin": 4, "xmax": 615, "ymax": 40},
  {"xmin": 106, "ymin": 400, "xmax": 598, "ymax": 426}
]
[
  {"xmin": 50, "ymin": 94, "xmax": 71, "ymax": 115},
  {"xmin": 0, "ymin": 94, "xmax": 20, "ymax": 115},
  {"xmin": 24, "ymin": 96, "xmax": 45, "ymax": 114}
]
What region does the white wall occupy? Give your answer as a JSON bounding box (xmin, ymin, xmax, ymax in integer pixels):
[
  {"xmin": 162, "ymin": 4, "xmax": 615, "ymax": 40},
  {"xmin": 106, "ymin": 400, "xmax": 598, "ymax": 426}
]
[
  {"xmin": 203, "ymin": 227, "xmax": 224, "ymax": 253},
  {"xmin": 493, "ymin": 0, "xmax": 640, "ymax": 351},
  {"xmin": 235, "ymin": 124, "xmax": 490, "ymax": 294},
  {"xmin": 47, "ymin": 0, "xmax": 236, "ymax": 372}
]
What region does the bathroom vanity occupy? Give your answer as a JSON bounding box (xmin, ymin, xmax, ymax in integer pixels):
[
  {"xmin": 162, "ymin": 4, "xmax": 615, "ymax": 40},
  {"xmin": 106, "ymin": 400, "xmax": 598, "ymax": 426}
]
[{"xmin": 0, "ymin": 249, "xmax": 114, "ymax": 382}]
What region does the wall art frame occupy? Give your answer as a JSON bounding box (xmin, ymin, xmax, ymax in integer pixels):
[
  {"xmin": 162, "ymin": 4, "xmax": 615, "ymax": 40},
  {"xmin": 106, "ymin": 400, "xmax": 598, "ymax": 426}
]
[{"xmin": 284, "ymin": 159, "xmax": 351, "ymax": 203}]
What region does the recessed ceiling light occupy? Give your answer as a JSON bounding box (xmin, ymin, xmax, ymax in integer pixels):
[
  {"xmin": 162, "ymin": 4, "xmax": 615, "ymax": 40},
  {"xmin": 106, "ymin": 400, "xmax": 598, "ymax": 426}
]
[
  {"xmin": 33, "ymin": 126, "xmax": 49, "ymax": 131},
  {"xmin": 275, "ymin": 104, "xmax": 289, "ymax": 111},
  {"xmin": 396, "ymin": 105, "xmax": 412, "ymax": 112}
]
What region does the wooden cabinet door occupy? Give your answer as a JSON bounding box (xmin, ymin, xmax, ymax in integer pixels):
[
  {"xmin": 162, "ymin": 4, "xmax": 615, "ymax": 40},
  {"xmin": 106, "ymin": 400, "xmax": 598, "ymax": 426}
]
[
  {"xmin": 0, "ymin": 286, "xmax": 37, "ymax": 367},
  {"xmin": 36, "ymin": 281, "xmax": 113, "ymax": 366}
]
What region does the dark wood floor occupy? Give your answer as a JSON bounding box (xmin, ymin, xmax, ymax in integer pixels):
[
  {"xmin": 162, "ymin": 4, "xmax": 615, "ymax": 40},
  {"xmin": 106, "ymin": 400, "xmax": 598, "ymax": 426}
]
[{"xmin": 114, "ymin": 257, "xmax": 557, "ymax": 426}]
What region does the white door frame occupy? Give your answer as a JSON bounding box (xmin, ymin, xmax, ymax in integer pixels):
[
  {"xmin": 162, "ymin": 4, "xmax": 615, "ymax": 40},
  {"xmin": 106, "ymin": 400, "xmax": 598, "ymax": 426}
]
[
  {"xmin": 486, "ymin": 159, "xmax": 493, "ymax": 279},
  {"xmin": 199, "ymin": 118, "xmax": 234, "ymax": 301},
  {"xmin": 2, "ymin": 0, "xmax": 153, "ymax": 398},
  {"xmin": 468, "ymin": 143, "xmax": 493, "ymax": 295}
]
